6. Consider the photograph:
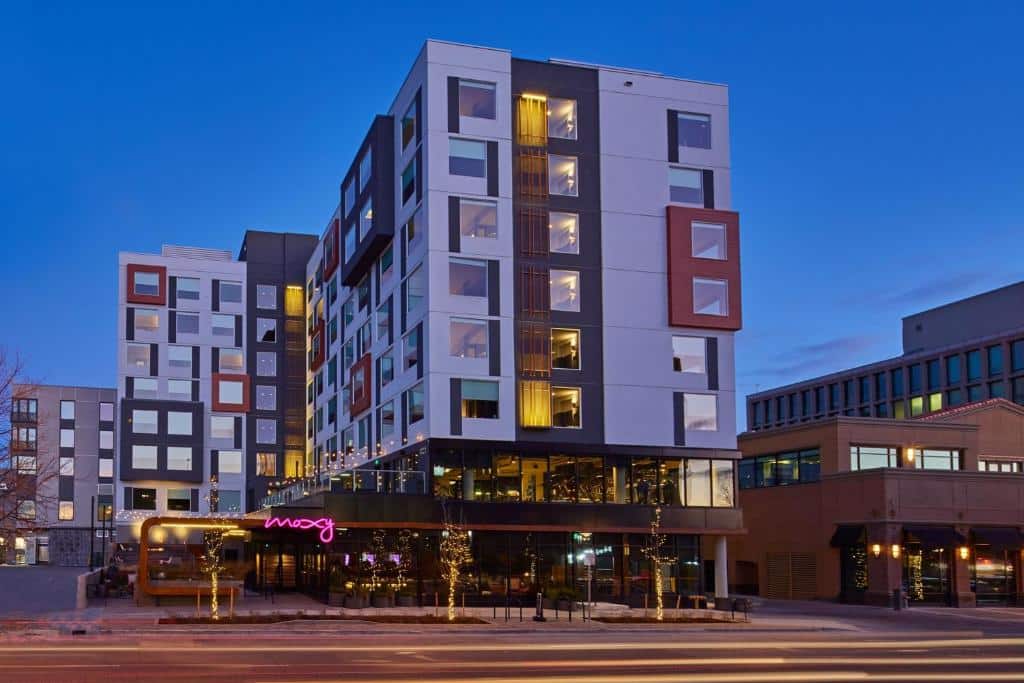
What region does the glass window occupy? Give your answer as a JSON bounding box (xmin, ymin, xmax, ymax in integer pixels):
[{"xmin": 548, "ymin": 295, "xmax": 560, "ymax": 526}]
[
  {"xmin": 946, "ymin": 355, "xmax": 961, "ymax": 384},
  {"xmin": 376, "ymin": 300, "xmax": 391, "ymax": 341},
  {"xmin": 669, "ymin": 167, "xmax": 703, "ymax": 204},
  {"xmin": 126, "ymin": 342, "xmax": 150, "ymax": 370},
  {"xmin": 460, "ymin": 199, "xmax": 498, "ymax": 239},
  {"xmin": 133, "ymin": 270, "xmax": 159, "ymax": 296},
  {"xmin": 850, "ymin": 445, "xmax": 898, "ymax": 471},
  {"xmin": 256, "ymin": 452, "xmax": 277, "ymax": 477},
  {"xmin": 683, "ymin": 393, "xmax": 717, "ymax": 431},
  {"xmin": 402, "ymin": 159, "xmax": 416, "ymax": 204},
  {"xmin": 58, "ymin": 500, "xmax": 75, "ymax": 520},
  {"xmin": 685, "ymin": 459, "xmax": 711, "ymax": 507},
  {"xmin": 99, "ymin": 430, "xmax": 114, "ymax": 449},
  {"xmin": 220, "ymin": 281, "xmax": 242, "ymax": 303},
  {"xmin": 176, "ymin": 311, "xmax": 199, "ymax": 335},
  {"xmin": 343, "ymin": 178, "xmax": 356, "ymax": 216},
  {"xmin": 215, "ymin": 347, "xmax": 240, "ymax": 373},
  {"xmin": 134, "ymin": 307, "xmax": 159, "ymax": 334},
  {"xmin": 449, "ymin": 258, "xmax": 488, "ymax": 297},
  {"xmin": 967, "ymin": 349, "xmax": 982, "ymax": 381},
  {"xmin": 990, "ymin": 380, "xmax": 1005, "ymax": 398},
  {"xmin": 166, "ymin": 379, "xmax": 191, "ymax": 400},
  {"xmin": 212, "ymin": 313, "xmax": 234, "ymax": 337},
  {"xmin": 776, "ymin": 452, "xmax": 799, "ymax": 485},
  {"xmin": 163, "ymin": 488, "xmax": 189, "ymax": 512},
  {"xmin": 929, "ymin": 392, "xmax": 943, "ymax": 412},
  {"xmin": 915, "ymin": 448, "xmax": 961, "ymax": 471},
  {"xmin": 552, "ymin": 328, "xmax": 581, "ymax": 370},
  {"xmin": 548, "ymin": 155, "xmax": 578, "ymax": 196},
  {"xmin": 257, "ymin": 351, "xmax": 277, "ymax": 377},
  {"xmin": 218, "ymin": 379, "xmax": 244, "ymax": 405},
  {"xmin": 381, "ymin": 351, "xmax": 394, "ymax": 386},
  {"xmin": 131, "ymin": 409, "xmax": 157, "ymax": 434},
  {"xmin": 343, "ymin": 225, "xmax": 356, "ymax": 263},
  {"xmin": 132, "ymin": 377, "xmax": 158, "ymax": 398},
  {"xmin": 408, "ymin": 383, "xmax": 425, "ymax": 424},
  {"xmin": 59, "ymin": 400, "xmax": 75, "ymax": 420},
  {"xmin": 406, "ymin": 265, "xmax": 426, "ymax": 314},
  {"xmin": 550, "ymin": 269, "xmax": 580, "ymax": 312},
  {"xmin": 691, "ymin": 221, "xmax": 726, "ymax": 260},
  {"xmin": 988, "ymin": 345, "xmax": 1003, "ymax": 376},
  {"xmin": 359, "ymin": 198, "xmax": 373, "ymax": 240},
  {"xmin": 711, "ymin": 460, "xmax": 734, "ymax": 507},
  {"xmin": 449, "ymin": 138, "xmax": 487, "ymax": 177},
  {"xmin": 256, "ymin": 385, "xmax": 276, "ymax": 411},
  {"xmin": 927, "ymin": 359, "xmax": 941, "ymax": 391},
  {"xmin": 166, "ymin": 446, "xmax": 192, "ymax": 471},
  {"xmin": 738, "ymin": 460, "xmax": 756, "ymax": 490},
  {"xmin": 257, "ymin": 318, "xmax": 277, "ymax": 343},
  {"xmin": 450, "ymin": 318, "xmax": 488, "ymax": 358},
  {"xmin": 401, "ymin": 97, "xmax": 417, "ymax": 149},
  {"xmin": 379, "ymin": 245, "xmax": 394, "ymax": 284},
  {"xmin": 131, "ymin": 445, "xmax": 157, "ymax": 470},
  {"xmin": 968, "ymin": 384, "xmax": 983, "ymax": 402},
  {"xmin": 380, "ymin": 400, "xmax": 396, "ymax": 438},
  {"xmin": 1013, "ymin": 340, "xmax": 1024, "ymax": 372},
  {"xmin": 358, "ymin": 146, "xmax": 372, "ymax": 193},
  {"xmin": 218, "ymin": 490, "xmax": 242, "ymax": 513},
  {"xmin": 547, "ymin": 97, "xmax": 577, "ymax": 139},
  {"xmin": 672, "ymin": 336, "xmax": 706, "ymax": 373},
  {"xmin": 693, "ymin": 277, "xmax": 728, "ymax": 316},
  {"xmin": 176, "ymin": 277, "xmax": 199, "ymax": 301},
  {"xmin": 799, "ymin": 450, "xmax": 821, "ymax": 481},
  {"xmin": 211, "ymin": 416, "xmax": 234, "ymax": 439},
  {"xmin": 891, "ymin": 368, "xmax": 904, "ymax": 397},
  {"xmin": 99, "ymin": 402, "xmax": 114, "ymax": 422},
  {"xmin": 167, "ymin": 345, "xmax": 191, "ymax": 372},
  {"xmin": 677, "ymin": 111, "xmax": 711, "ymax": 149},
  {"xmin": 131, "ymin": 487, "xmax": 157, "ymax": 510},
  {"xmin": 59, "ymin": 455, "xmax": 74, "ymax": 475},
  {"xmin": 256, "ymin": 284, "xmax": 276, "ymax": 309},
  {"xmin": 458, "ymin": 79, "xmax": 496, "ymax": 119},
  {"xmin": 406, "ymin": 205, "xmax": 424, "ymax": 251},
  {"xmin": 552, "ymin": 387, "xmax": 581, "ymax": 428},
  {"xmin": 167, "ymin": 411, "xmax": 192, "ymax": 435},
  {"xmin": 548, "ymin": 212, "xmax": 579, "ymax": 254},
  {"xmin": 257, "ymin": 419, "xmax": 276, "ymax": 444},
  {"xmin": 462, "ymin": 380, "xmax": 499, "ymax": 419},
  {"xmin": 547, "ymin": 455, "xmax": 576, "ymax": 503},
  {"xmin": 948, "ymin": 387, "xmax": 964, "ymax": 407},
  {"xmin": 218, "ymin": 449, "xmax": 242, "ymax": 475},
  {"xmin": 910, "ymin": 395, "xmax": 924, "ymax": 416}
]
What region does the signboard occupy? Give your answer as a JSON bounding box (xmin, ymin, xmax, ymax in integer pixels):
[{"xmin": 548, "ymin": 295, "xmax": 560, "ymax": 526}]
[{"xmin": 264, "ymin": 516, "xmax": 336, "ymax": 543}]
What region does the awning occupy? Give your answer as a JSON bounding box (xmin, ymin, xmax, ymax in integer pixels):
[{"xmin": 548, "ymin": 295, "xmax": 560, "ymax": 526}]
[
  {"xmin": 903, "ymin": 525, "xmax": 966, "ymax": 547},
  {"xmin": 971, "ymin": 527, "xmax": 1024, "ymax": 549},
  {"xmin": 830, "ymin": 524, "xmax": 865, "ymax": 548}
]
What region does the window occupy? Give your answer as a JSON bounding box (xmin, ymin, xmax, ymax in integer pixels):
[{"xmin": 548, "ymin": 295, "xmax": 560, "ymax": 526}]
[
  {"xmin": 683, "ymin": 393, "xmax": 717, "ymax": 431},
  {"xmin": 257, "ymin": 351, "xmax": 277, "ymax": 377},
  {"xmin": 219, "ymin": 450, "xmax": 242, "ymax": 475},
  {"xmin": 402, "ymin": 97, "xmax": 417, "ymax": 149},
  {"xmin": 15, "ymin": 455, "xmax": 36, "ymax": 474},
  {"xmin": 1013, "ymin": 340, "xmax": 1024, "ymax": 372},
  {"xmin": 988, "ymin": 345, "xmax": 1003, "ymax": 376},
  {"xmin": 547, "ymin": 97, "xmax": 577, "ymax": 139},
  {"xmin": 99, "ymin": 458, "xmax": 114, "ymax": 478},
  {"xmin": 929, "ymin": 392, "xmax": 943, "ymax": 412},
  {"xmin": 132, "ymin": 377, "xmax": 158, "ymax": 398},
  {"xmin": 131, "ymin": 445, "xmax": 157, "ymax": 469},
  {"xmin": 167, "ymin": 446, "xmax": 193, "ymax": 471},
  {"xmin": 176, "ymin": 277, "xmax": 199, "ymax": 301},
  {"xmin": 948, "ymin": 388, "xmax": 964, "ymax": 407},
  {"xmin": 168, "ymin": 379, "xmax": 192, "ymax": 400},
  {"xmin": 358, "ymin": 147, "xmax": 372, "ymax": 193},
  {"xmin": 256, "ymin": 284, "xmax": 276, "ymax": 310},
  {"xmin": 344, "ymin": 225, "xmax": 356, "ymax": 263},
  {"xmin": 551, "ymin": 328, "xmax": 580, "ymax": 370},
  {"xmin": 343, "ymin": 339, "xmax": 354, "ymax": 370},
  {"xmin": 99, "ymin": 430, "xmax": 114, "ymax": 449},
  {"xmin": 408, "ymin": 383, "xmax": 425, "ymax": 424},
  {"xmin": 168, "ymin": 345, "xmax": 192, "ymax": 373},
  {"xmin": 406, "ymin": 265, "xmax": 426, "ymax": 314},
  {"xmin": 449, "ymin": 138, "xmax": 487, "ymax": 177},
  {"xmin": 18, "ymin": 500, "xmax": 36, "ymax": 520},
  {"xmin": 220, "ymin": 280, "xmax": 242, "ymax": 303},
  {"xmin": 685, "ymin": 459, "xmax": 711, "ymax": 507},
  {"xmin": 376, "ymin": 300, "xmax": 391, "ymax": 341},
  {"xmin": 257, "ymin": 318, "xmax": 277, "ymax": 343},
  {"xmin": 458, "ymin": 79, "xmax": 496, "ymax": 119},
  {"xmin": 167, "ymin": 411, "xmax": 192, "ymax": 435},
  {"xmin": 219, "ymin": 348, "xmax": 243, "ymax": 373},
  {"xmin": 850, "ymin": 445, "xmax": 898, "ymax": 471},
  {"xmin": 59, "ymin": 400, "xmax": 75, "ymax": 420},
  {"xmin": 912, "ymin": 448, "xmax": 961, "ymax": 471},
  {"xmin": 406, "ymin": 205, "xmax": 424, "ymax": 251},
  {"xmin": 163, "ymin": 488, "xmax": 189, "ymax": 512},
  {"xmin": 126, "ymin": 343, "xmax": 150, "ymax": 370},
  {"xmin": 910, "ymin": 395, "xmax": 924, "ymax": 416},
  {"xmin": 891, "ymin": 368, "xmax": 905, "ymax": 397},
  {"xmin": 693, "ymin": 277, "xmax": 728, "ymax": 316},
  {"xmin": 967, "ymin": 349, "xmax": 982, "ymax": 381},
  {"xmin": 133, "ymin": 270, "xmax": 160, "ymax": 296},
  {"xmin": 131, "ymin": 410, "xmax": 157, "ymax": 434},
  {"xmin": 691, "ymin": 221, "xmax": 727, "ymax": 260},
  {"xmin": 176, "ymin": 311, "xmax": 199, "ymax": 335},
  {"xmin": 58, "ymin": 501, "xmax": 74, "ymax": 521},
  {"xmin": 968, "ymin": 384, "xmax": 983, "ymax": 402},
  {"xmin": 256, "ymin": 385, "xmax": 276, "ymax": 411},
  {"xmin": 131, "ymin": 487, "xmax": 157, "ymax": 510},
  {"xmin": 461, "ymin": 381, "xmax": 499, "ymax": 418},
  {"xmin": 218, "ymin": 379, "xmax": 244, "ymax": 405},
  {"xmin": 381, "ymin": 351, "xmax": 394, "ymax": 386},
  {"xmin": 211, "ymin": 416, "xmax": 234, "ymax": 439},
  {"xmin": 357, "ymin": 276, "xmax": 370, "ymax": 310},
  {"xmin": 380, "ymin": 401, "xmax": 396, "ymax": 438},
  {"xmin": 60, "ymin": 456, "xmax": 74, "ymax": 475},
  {"xmin": 257, "ymin": 452, "xmax": 277, "ymax": 477},
  {"xmin": 549, "ymin": 212, "xmax": 579, "ymax": 254},
  {"xmin": 677, "ymin": 112, "xmax": 711, "ymax": 149},
  {"xmin": 672, "ymin": 336, "xmax": 706, "ymax": 373},
  {"xmin": 379, "ymin": 245, "xmax": 394, "ymax": 285},
  {"xmin": 449, "ymin": 258, "xmax": 488, "ymax": 297},
  {"xmin": 218, "ymin": 490, "xmax": 242, "ymax": 513},
  {"xmin": 548, "ymin": 155, "xmax": 578, "ymax": 196},
  {"xmin": 134, "ymin": 307, "xmax": 159, "ymax": 333},
  {"xmin": 450, "ymin": 318, "xmax": 488, "ymax": 358},
  {"xmin": 100, "ymin": 402, "xmax": 114, "ymax": 422},
  {"xmin": 257, "ymin": 419, "xmax": 276, "ymax": 444},
  {"xmin": 946, "ymin": 355, "xmax": 962, "ymax": 384},
  {"xmin": 402, "ymin": 159, "xmax": 416, "ymax": 204},
  {"xmin": 358, "ymin": 321, "xmax": 372, "ymax": 356},
  {"xmin": 343, "ymin": 178, "xmax": 356, "ymax": 216},
  {"xmin": 460, "ymin": 199, "xmax": 498, "ymax": 239},
  {"xmin": 212, "ymin": 313, "xmax": 234, "ymax": 337},
  {"xmin": 550, "ymin": 270, "xmax": 580, "ymax": 312},
  {"xmin": 669, "ymin": 167, "xmax": 703, "ymax": 204},
  {"xmin": 359, "ymin": 198, "xmax": 373, "ymax": 240},
  {"xmin": 552, "ymin": 387, "xmax": 581, "ymax": 428}
]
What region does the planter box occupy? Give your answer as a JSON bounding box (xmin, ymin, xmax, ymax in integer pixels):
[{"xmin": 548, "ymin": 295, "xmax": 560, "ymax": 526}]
[
  {"xmin": 371, "ymin": 595, "xmax": 394, "ymax": 608},
  {"xmin": 344, "ymin": 595, "xmax": 367, "ymax": 609},
  {"xmin": 395, "ymin": 595, "xmax": 417, "ymax": 608},
  {"xmin": 328, "ymin": 592, "xmax": 346, "ymax": 607}
]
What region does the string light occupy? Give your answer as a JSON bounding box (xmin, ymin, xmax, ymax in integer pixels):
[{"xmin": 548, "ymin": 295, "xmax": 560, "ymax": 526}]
[{"xmin": 642, "ymin": 506, "xmax": 673, "ymax": 621}]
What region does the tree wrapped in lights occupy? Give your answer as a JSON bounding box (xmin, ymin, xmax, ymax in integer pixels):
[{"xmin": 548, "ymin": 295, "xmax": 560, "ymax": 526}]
[
  {"xmin": 201, "ymin": 475, "xmax": 226, "ymax": 620},
  {"xmin": 440, "ymin": 505, "xmax": 472, "ymax": 622},
  {"xmin": 642, "ymin": 506, "xmax": 674, "ymax": 621}
]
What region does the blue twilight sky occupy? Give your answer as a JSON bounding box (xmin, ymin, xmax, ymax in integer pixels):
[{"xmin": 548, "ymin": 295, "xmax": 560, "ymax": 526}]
[{"xmin": 2, "ymin": 1, "xmax": 1023, "ymax": 430}]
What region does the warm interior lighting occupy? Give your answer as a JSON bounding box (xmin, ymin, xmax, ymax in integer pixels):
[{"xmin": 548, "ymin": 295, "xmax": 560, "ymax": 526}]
[
  {"xmin": 521, "ymin": 93, "xmax": 547, "ymax": 101},
  {"xmin": 519, "ymin": 380, "xmax": 553, "ymax": 428},
  {"xmin": 891, "ymin": 544, "xmax": 901, "ymax": 559},
  {"xmin": 871, "ymin": 543, "xmax": 882, "ymax": 558},
  {"xmin": 284, "ymin": 285, "xmax": 304, "ymax": 317},
  {"xmin": 163, "ymin": 522, "xmax": 239, "ymax": 530},
  {"xmin": 959, "ymin": 546, "xmax": 969, "ymax": 560},
  {"xmin": 905, "ymin": 448, "xmax": 916, "ymax": 463}
]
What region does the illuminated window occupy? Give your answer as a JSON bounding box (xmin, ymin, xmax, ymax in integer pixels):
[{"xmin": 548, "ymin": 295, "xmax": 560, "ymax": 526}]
[
  {"xmin": 257, "ymin": 452, "xmax": 277, "ymax": 477},
  {"xmin": 551, "ymin": 328, "xmax": 580, "ymax": 370},
  {"xmin": 548, "ymin": 155, "xmax": 578, "ymax": 196},
  {"xmin": 928, "ymin": 392, "xmax": 943, "ymax": 412},
  {"xmin": 450, "ymin": 318, "xmax": 488, "ymax": 358},
  {"xmin": 461, "ymin": 380, "xmax": 499, "ymax": 419},
  {"xmin": 909, "ymin": 395, "xmax": 924, "ymax": 416},
  {"xmin": 550, "ymin": 270, "xmax": 580, "ymax": 312},
  {"xmin": 547, "ymin": 97, "xmax": 577, "ymax": 139},
  {"xmin": 284, "ymin": 286, "xmax": 304, "ymax": 317},
  {"xmin": 552, "ymin": 387, "xmax": 581, "ymax": 428},
  {"xmin": 549, "ymin": 212, "xmax": 579, "ymax": 254},
  {"xmin": 359, "ymin": 198, "xmax": 373, "ymax": 240},
  {"xmin": 460, "ymin": 199, "xmax": 497, "ymax": 239},
  {"xmin": 58, "ymin": 501, "xmax": 74, "ymax": 521}
]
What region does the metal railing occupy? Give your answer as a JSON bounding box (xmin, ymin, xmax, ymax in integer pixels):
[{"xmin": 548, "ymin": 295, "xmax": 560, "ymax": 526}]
[{"xmin": 259, "ymin": 469, "xmax": 427, "ymax": 509}]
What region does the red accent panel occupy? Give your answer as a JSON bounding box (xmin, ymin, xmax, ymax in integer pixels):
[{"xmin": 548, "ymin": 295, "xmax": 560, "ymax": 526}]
[
  {"xmin": 323, "ymin": 218, "xmax": 341, "ymax": 280},
  {"xmin": 309, "ymin": 318, "xmax": 326, "ymax": 372},
  {"xmin": 126, "ymin": 264, "xmax": 167, "ymax": 305},
  {"xmin": 349, "ymin": 354, "xmax": 372, "ymax": 416},
  {"xmin": 667, "ymin": 206, "xmax": 742, "ymax": 331},
  {"xmin": 211, "ymin": 373, "xmax": 251, "ymax": 413}
]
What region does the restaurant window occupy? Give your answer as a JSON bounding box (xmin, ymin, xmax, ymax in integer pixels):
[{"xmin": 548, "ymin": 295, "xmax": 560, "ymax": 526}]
[
  {"xmin": 577, "ymin": 456, "xmax": 604, "ymax": 503},
  {"xmin": 549, "ymin": 455, "xmax": 576, "ymax": 503},
  {"xmin": 132, "ymin": 488, "xmax": 157, "ymax": 510},
  {"xmin": 711, "ymin": 460, "xmax": 734, "ymax": 507},
  {"xmin": 684, "ymin": 459, "xmax": 711, "ymax": 507}
]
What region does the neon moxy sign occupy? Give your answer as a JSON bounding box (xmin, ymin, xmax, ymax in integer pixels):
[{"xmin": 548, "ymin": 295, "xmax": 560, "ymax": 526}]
[{"xmin": 263, "ymin": 517, "xmax": 336, "ymax": 543}]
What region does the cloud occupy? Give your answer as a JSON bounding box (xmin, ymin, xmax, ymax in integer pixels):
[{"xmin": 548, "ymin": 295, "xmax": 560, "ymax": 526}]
[
  {"xmin": 876, "ymin": 270, "xmax": 992, "ymax": 308},
  {"xmin": 746, "ymin": 334, "xmax": 880, "ymax": 381}
]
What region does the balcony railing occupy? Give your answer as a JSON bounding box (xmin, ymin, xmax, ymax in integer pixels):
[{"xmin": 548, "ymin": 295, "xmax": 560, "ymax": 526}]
[
  {"xmin": 11, "ymin": 411, "xmax": 37, "ymax": 423},
  {"xmin": 260, "ymin": 469, "xmax": 427, "ymax": 509}
]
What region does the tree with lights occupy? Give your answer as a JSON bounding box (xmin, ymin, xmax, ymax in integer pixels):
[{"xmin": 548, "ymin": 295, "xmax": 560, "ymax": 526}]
[
  {"xmin": 439, "ymin": 504, "xmax": 472, "ymax": 622},
  {"xmin": 201, "ymin": 475, "xmax": 226, "ymax": 620},
  {"xmin": 642, "ymin": 506, "xmax": 674, "ymax": 621}
]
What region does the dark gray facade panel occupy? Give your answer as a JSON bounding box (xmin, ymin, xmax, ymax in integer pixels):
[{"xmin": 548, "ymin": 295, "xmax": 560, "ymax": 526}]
[
  {"xmin": 487, "ymin": 260, "xmax": 500, "ymax": 316},
  {"xmin": 400, "ymin": 281, "xmax": 407, "ymax": 333},
  {"xmin": 211, "ymin": 279, "xmax": 220, "ymax": 312},
  {"xmin": 234, "ymin": 315, "xmax": 243, "ymax": 348},
  {"xmin": 118, "ymin": 399, "xmax": 205, "ymax": 482},
  {"xmin": 399, "ymin": 224, "xmax": 408, "ymax": 278},
  {"xmin": 448, "ymin": 195, "xmax": 461, "ymax": 253},
  {"xmin": 190, "ymin": 488, "xmax": 199, "ymax": 512},
  {"xmin": 191, "ymin": 380, "xmax": 199, "ymax": 402},
  {"xmin": 707, "ymin": 337, "xmax": 719, "ymax": 391},
  {"xmin": 387, "ymin": 294, "xmax": 394, "ymax": 346},
  {"xmin": 210, "ymin": 449, "xmax": 219, "ymax": 477},
  {"xmin": 125, "ymin": 307, "xmax": 135, "ymax": 341},
  {"xmin": 59, "ymin": 475, "xmax": 75, "ymax": 501},
  {"xmin": 489, "ymin": 319, "xmax": 500, "ymax": 377},
  {"xmin": 168, "ymin": 276, "xmax": 177, "ymax": 308},
  {"xmin": 450, "ymin": 378, "xmax": 463, "ymax": 436},
  {"xmin": 233, "ymin": 416, "xmax": 242, "ymax": 449},
  {"xmin": 191, "ymin": 346, "xmax": 200, "ymax": 379},
  {"xmin": 673, "ymin": 392, "xmax": 686, "ymax": 446},
  {"xmin": 486, "ymin": 141, "xmax": 499, "ymax": 197},
  {"xmin": 702, "ymin": 169, "xmax": 715, "ymax": 209},
  {"xmin": 168, "ymin": 311, "xmax": 176, "ymax": 343},
  {"xmin": 211, "ymin": 348, "xmax": 219, "ymax": 376},
  {"xmin": 415, "ymin": 323, "xmax": 424, "ymax": 380},
  {"xmin": 149, "ymin": 344, "xmax": 159, "ymax": 377},
  {"xmin": 125, "ymin": 376, "xmax": 134, "ymax": 398},
  {"xmin": 667, "ymin": 110, "xmax": 679, "ymax": 162},
  {"xmin": 447, "ymin": 76, "xmax": 460, "ymax": 133}
]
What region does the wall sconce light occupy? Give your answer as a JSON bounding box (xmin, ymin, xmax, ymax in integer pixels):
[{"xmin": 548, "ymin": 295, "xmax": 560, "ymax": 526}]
[
  {"xmin": 905, "ymin": 448, "xmax": 916, "ymax": 464},
  {"xmin": 871, "ymin": 543, "xmax": 882, "ymax": 558},
  {"xmin": 890, "ymin": 544, "xmax": 901, "ymax": 559},
  {"xmin": 959, "ymin": 546, "xmax": 969, "ymax": 560}
]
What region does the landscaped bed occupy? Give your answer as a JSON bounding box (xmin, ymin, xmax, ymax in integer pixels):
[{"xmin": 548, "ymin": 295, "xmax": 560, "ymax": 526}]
[
  {"xmin": 158, "ymin": 613, "xmax": 487, "ymax": 625},
  {"xmin": 590, "ymin": 616, "xmax": 733, "ymax": 624}
]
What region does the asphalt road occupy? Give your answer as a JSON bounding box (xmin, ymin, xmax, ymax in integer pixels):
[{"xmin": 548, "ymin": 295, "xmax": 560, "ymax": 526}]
[{"xmin": 4, "ymin": 629, "xmax": 1024, "ymax": 682}]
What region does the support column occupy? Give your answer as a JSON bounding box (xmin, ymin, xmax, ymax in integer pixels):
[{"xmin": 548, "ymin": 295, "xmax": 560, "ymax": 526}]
[
  {"xmin": 463, "ymin": 469, "xmax": 475, "ymax": 500},
  {"xmin": 714, "ymin": 535, "xmax": 729, "ymax": 600}
]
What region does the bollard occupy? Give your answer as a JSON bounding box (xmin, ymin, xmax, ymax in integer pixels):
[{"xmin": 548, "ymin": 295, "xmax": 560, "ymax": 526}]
[
  {"xmin": 893, "ymin": 587, "xmax": 903, "ymax": 611},
  {"xmin": 533, "ymin": 592, "xmax": 546, "ymax": 622}
]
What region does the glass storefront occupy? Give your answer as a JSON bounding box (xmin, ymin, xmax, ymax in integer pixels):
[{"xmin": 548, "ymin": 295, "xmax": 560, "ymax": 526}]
[
  {"xmin": 972, "ymin": 537, "xmax": 1018, "ymax": 606},
  {"xmin": 903, "ymin": 544, "xmax": 951, "ymax": 605}
]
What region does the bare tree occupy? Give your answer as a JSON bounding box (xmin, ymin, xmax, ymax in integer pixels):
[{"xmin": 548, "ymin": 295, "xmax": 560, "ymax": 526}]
[
  {"xmin": 0, "ymin": 349, "xmax": 57, "ymax": 563},
  {"xmin": 439, "ymin": 502, "xmax": 473, "ymax": 622},
  {"xmin": 642, "ymin": 506, "xmax": 674, "ymax": 621}
]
